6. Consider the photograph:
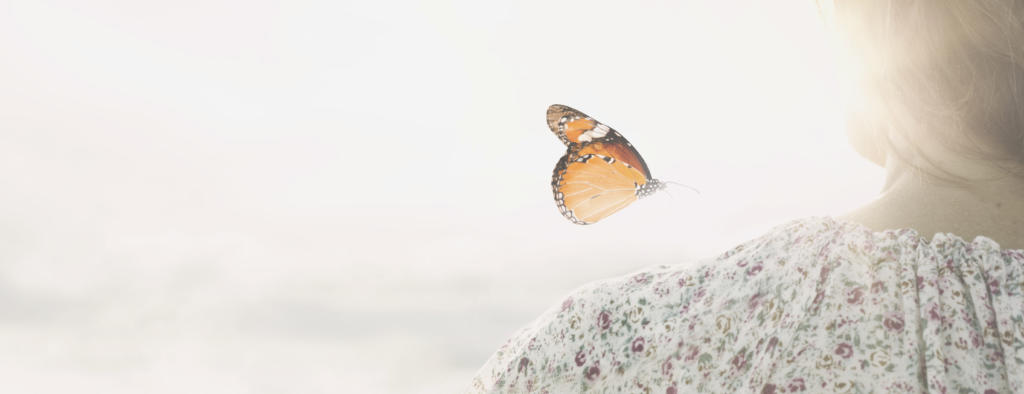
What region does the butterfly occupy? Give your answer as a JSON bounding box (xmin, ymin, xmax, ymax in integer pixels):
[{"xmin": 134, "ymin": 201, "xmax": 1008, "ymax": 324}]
[{"xmin": 547, "ymin": 104, "xmax": 666, "ymax": 225}]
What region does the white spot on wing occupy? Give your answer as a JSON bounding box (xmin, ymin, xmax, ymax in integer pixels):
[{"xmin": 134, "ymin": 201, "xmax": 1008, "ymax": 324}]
[{"xmin": 578, "ymin": 123, "xmax": 610, "ymax": 143}]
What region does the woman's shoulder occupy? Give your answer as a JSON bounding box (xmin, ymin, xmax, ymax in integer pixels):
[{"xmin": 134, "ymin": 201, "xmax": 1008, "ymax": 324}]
[
  {"xmin": 468, "ymin": 216, "xmax": 1024, "ymax": 393},
  {"xmin": 564, "ymin": 216, "xmax": 855, "ymax": 303},
  {"xmin": 467, "ymin": 217, "xmax": 847, "ymax": 393},
  {"xmin": 555, "ymin": 216, "xmax": 866, "ymax": 299}
]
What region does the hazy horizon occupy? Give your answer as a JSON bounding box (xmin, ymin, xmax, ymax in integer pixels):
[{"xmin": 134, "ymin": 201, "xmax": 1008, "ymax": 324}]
[{"xmin": 0, "ymin": 1, "xmax": 882, "ymax": 392}]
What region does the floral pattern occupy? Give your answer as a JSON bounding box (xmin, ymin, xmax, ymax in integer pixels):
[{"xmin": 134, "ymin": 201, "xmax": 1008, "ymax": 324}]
[{"xmin": 468, "ymin": 217, "xmax": 1024, "ymax": 393}]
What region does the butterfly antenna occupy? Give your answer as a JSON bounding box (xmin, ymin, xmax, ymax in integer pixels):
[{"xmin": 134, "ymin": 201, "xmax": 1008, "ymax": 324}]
[{"xmin": 665, "ymin": 180, "xmax": 701, "ymax": 196}]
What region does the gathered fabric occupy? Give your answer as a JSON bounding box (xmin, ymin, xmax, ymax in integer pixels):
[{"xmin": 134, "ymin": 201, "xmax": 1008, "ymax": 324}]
[{"xmin": 469, "ymin": 217, "xmax": 1024, "ymax": 393}]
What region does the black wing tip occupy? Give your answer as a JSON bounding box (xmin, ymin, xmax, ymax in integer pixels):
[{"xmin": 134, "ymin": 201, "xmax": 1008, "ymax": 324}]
[
  {"xmin": 547, "ymin": 104, "xmax": 571, "ymax": 117},
  {"xmin": 548, "ymin": 104, "xmax": 586, "ymax": 116}
]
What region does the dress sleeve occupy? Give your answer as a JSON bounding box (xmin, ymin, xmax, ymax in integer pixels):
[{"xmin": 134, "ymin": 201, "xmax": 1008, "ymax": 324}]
[
  {"xmin": 469, "ymin": 216, "xmax": 1024, "ymax": 392},
  {"xmin": 465, "ymin": 219, "xmax": 828, "ymax": 393},
  {"xmin": 465, "ymin": 249, "xmax": 769, "ymax": 393}
]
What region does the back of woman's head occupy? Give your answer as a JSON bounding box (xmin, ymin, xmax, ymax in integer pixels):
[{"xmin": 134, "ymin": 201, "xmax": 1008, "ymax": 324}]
[{"xmin": 828, "ymin": 0, "xmax": 1024, "ymax": 177}]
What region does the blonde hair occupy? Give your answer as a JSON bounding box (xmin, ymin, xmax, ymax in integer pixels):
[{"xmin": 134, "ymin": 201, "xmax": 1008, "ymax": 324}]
[{"xmin": 827, "ymin": 0, "xmax": 1024, "ymax": 177}]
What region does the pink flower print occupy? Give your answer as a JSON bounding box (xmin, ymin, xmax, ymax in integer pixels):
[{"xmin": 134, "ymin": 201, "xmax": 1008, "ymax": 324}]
[
  {"xmin": 928, "ymin": 303, "xmax": 942, "ymax": 321},
  {"xmin": 761, "ymin": 384, "xmax": 777, "ymax": 394},
  {"xmin": 748, "ymin": 293, "xmax": 763, "ymax": 309},
  {"xmin": 870, "ymin": 281, "xmax": 884, "ymax": 294},
  {"xmin": 631, "ymin": 337, "xmax": 646, "ymax": 353},
  {"xmin": 659, "ymin": 358, "xmax": 675, "ymax": 376},
  {"xmin": 575, "ymin": 350, "xmax": 586, "ymax": 367},
  {"xmin": 747, "ymin": 264, "xmax": 763, "ymax": 276},
  {"xmin": 518, "ymin": 357, "xmax": 530, "ymax": 373},
  {"xmin": 661, "ymin": 359, "xmax": 673, "ymax": 376},
  {"xmin": 834, "ymin": 343, "xmax": 853, "ymax": 358},
  {"xmin": 818, "ymin": 266, "xmax": 831, "ymax": 281},
  {"xmin": 812, "ymin": 290, "xmax": 825, "ymax": 306},
  {"xmin": 731, "ymin": 351, "xmax": 748, "ymax": 371},
  {"xmin": 988, "ymin": 278, "xmax": 1001, "ymax": 295},
  {"xmin": 787, "ymin": 377, "xmax": 806, "ymax": 391},
  {"xmin": 960, "ymin": 308, "xmax": 973, "ymax": 324},
  {"xmin": 766, "ymin": 337, "xmax": 779, "ymax": 353},
  {"xmin": 684, "ymin": 345, "xmax": 700, "ymax": 361},
  {"xmin": 597, "ymin": 311, "xmax": 612, "ymax": 330},
  {"xmin": 666, "ymin": 386, "xmax": 678, "ymax": 394},
  {"xmin": 884, "ymin": 314, "xmax": 904, "ymax": 332},
  {"xmin": 585, "ymin": 365, "xmax": 600, "ymax": 380},
  {"xmin": 846, "ymin": 287, "xmax": 864, "ymax": 305}
]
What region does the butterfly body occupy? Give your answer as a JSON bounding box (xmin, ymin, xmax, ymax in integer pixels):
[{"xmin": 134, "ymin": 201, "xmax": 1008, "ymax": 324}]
[{"xmin": 547, "ymin": 104, "xmax": 665, "ymax": 225}]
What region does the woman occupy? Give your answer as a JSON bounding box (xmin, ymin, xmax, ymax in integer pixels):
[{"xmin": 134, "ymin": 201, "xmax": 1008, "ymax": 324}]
[{"xmin": 470, "ymin": 1, "xmax": 1024, "ymax": 392}]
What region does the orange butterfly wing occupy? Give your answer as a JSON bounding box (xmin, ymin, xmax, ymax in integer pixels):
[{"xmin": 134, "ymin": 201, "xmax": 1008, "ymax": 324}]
[
  {"xmin": 553, "ymin": 153, "xmax": 649, "ymax": 224},
  {"xmin": 548, "ymin": 105, "xmax": 663, "ymax": 225}
]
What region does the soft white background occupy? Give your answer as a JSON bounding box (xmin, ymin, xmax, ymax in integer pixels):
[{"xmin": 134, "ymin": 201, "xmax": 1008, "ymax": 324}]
[{"xmin": 0, "ymin": 1, "xmax": 881, "ymax": 393}]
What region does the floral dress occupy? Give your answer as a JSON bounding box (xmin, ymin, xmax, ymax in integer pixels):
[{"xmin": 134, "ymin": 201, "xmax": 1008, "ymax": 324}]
[{"xmin": 468, "ymin": 217, "xmax": 1024, "ymax": 393}]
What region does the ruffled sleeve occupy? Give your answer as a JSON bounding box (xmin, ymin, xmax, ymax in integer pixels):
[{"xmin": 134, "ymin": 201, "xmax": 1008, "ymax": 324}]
[{"xmin": 467, "ymin": 217, "xmax": 1024, "ymax": 393}]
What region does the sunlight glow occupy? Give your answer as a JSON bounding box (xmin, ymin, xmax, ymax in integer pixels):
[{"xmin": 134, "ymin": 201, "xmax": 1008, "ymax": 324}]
[{"xmin": 0, "ymin": 1, "xmax": 883, "ymax": 393}]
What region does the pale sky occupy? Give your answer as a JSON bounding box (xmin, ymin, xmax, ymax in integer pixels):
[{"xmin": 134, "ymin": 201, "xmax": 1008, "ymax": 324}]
[{"xmin": 0, "ymin": 1, "xmax": 882, "ymax": 392}]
